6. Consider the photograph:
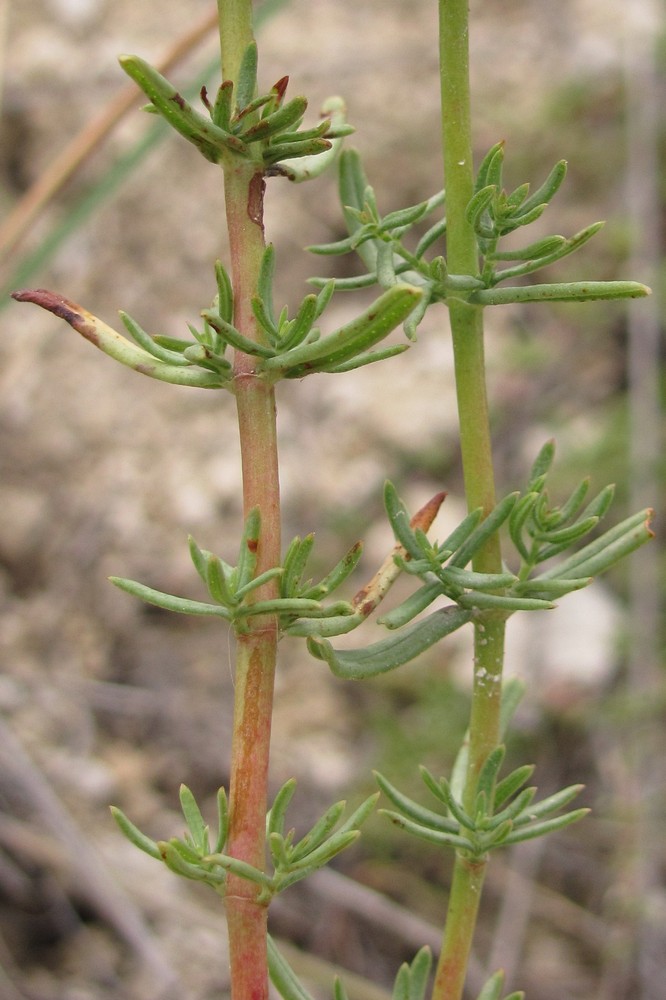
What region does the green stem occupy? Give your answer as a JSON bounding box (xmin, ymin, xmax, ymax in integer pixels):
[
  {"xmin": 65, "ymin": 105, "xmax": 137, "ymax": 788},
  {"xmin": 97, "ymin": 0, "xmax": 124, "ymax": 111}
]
[
  {"xmin": 218, "ymin": 4, "xmax": 280, "ymax": 999},
  {"xmin": 434, "ymin": 3, "xmax": 506, "ymax": 998},
  {"xmin": 432, "ymin": 857, "xmax": 487, "ymax": 1000}
]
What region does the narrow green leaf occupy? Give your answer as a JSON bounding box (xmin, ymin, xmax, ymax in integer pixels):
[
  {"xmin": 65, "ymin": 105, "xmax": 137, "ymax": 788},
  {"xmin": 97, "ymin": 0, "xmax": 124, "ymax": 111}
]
[
  {"xmin": 504, "ymin": 181, "xmax": 530, "ymax": 211},
  {"xmin": 279, "ymin": 293, "xmax": 319, "ymax": 349},
  {"xmin": 449, "ymin": 493, "xmax": 519, "ymax": 568},
  {"xmin": 438, "ymin": 779, "xmax": 476, "ymax": 831},
  {"xmin": 471, "ymin": 280, "xmax": 650, "ymax": 306},
  {"xmin": 492, "ymin": 236, "xmax": 567, "ymax": 263},
  {"xmin": 202, "ymin": 310, "xmax": 277, "ymax": 357},
  {"xmin": 512, "ymin": 784, "xmax": 585, "ymax": 827},
  {"xmin": 235, "ymin": 42, "xmax": 258, "ymax": 112},
  {"xmin": 264, "ymin": 284, "xmax": 422, "ymax": 375},
  {"xmin": 393, "ymin": 963, "xmax": 410, "ymax": 1000},
  {"xmin": 374, "ymin": 771, "xmax": 459, "ymax": 834},
  {"xmin": 333, "ymin": 980, "xmax": 350, "ymax": 1000},
  {"xmin": 257, "ymin": 244, "xmax": 277, "ymax": 328},
  {"xmin": 252, "ymin": 294, "xmax": 280, "ymax": 343},
  {"xmin": 530, "ymin": 514, "xmax": 599, "ymax": 546},
  {"xmin": 276, "ymin": 120, "xmax": 335, "ymax": 144},
  {"xmin": 214, "ymin": 787, "xmax": 228, "ymax": 855},
  {"xmin": 475, "ymin": 970, "xmax": 505, "ymax": 1000},
  {"xmin": 203, "ymin": 852, "xmax": 273, "ymax": 888},
  {"xmin": 205, "ymin": 553, "xmax": 238, "ymax": 607},
  {"xmin": 263, "ymin": 138, "xmax": 331, "ymax": 167},
  {"xmin": 508, "ymin": 492, "xmax": 540, "ymax": 562},
  {"xmin": 288, "ymin": 801, "xmax": 347, "ymax": 864},
  {"xmin": 540, "ymin": 508, "xmax": 653, "ymax": 580},
  {"xmin": 485, "ymin": 787, "xmax": 536, "ymax": 830},
  {"xmin": 302, "ymin": 540, "xmax": 363, "ymax": 600},
  {"xmin": 119, "ymin": 55, "xmax": 247, "ymax": 161},
  {"xmin": 529, "ymin": 440, "xmax": 556, "ymax": 484},
  {"xmin": 335, "ymin": 793, "xmax": 379, "ymax": 838},
  {"xmin": 406, "ymin": 948, "xmax": 433, "ymax": 1000},
  {"xmin": 110, "ymin": 807, "xmax": 162, "ymax": 860},
  {"xmin": 236, "ymin": 507, "xmax": 261, "ymax": 592},
  {"xmin": 376, "ymin": 239, "xmax": 398, "ymax": 288},
  {"xmin": 403, "ymin": 284, "xmax": 432, "ymax": 340},
  {"xmin": 269, "ymin": 831, "xmax": 291, "ymax": 872},
  {"xmin": 267, "ymin": 779, "xmax": 298, "ymax": 839},
  {"xmin": 474, "ymin": 142, "xmax": 505, "ymax": 194},
  {"xmin": 312, "ymin": 343, "xmax": 409, "ymax": 374},
  {"xmin": 243, "ymin": 96, "xmax": 308, "ymax": 142},
  {"xmin": 498, "ymin": 201, "xmax": 547, "ymax": 233},
  {"xmin": 381, "ymin": 196, "xmax": 437, "ymax": 232},
  {"xmin": 415, "ymin": 217, "xmax": 448, "ymax": 260},
  {"xmin": 281, "ymin": 535, "xmax": 315, "ymax": 597},
  {"xmin": 378, "ymin": 581, "xmax": 443, "ymax": 629},
  {"xmin": 457, "ymin": 591, "xmax": 554, "ymax": 612},
  {"xmin": 501, "ymin": 808, "xmax": 590, "ymax": 845},
  {"xmin": 286, "ymin": 830, "xmax": 359, "ymax": 873},
  {"xmin": 286, "ymin": 612, "xmax": 365, "ymax": 638},
  {"xmin": 212, "ymin": 80, "xmax": 233, "ymax": 130},
  {"xmin": 109, "ymin": 577, "xmax": 231, "ymax": 619},
  {"xmin": 239, "ymin": 597, "xmax": 331, "ymax": 618},
  {"xmin": 384, "ymin": 481, "xmax": 426, "ymax": 560},
  {"xmin": 476, "ymin": 746, "xmax": 505, "ymax": 806},
  {"xmin": 381, "ymin": 811, "xmax": 474, "ymax": 851},
  {"xmin": 307, "ymin": 232, "xmax": 366, "ymax": 256},
  {"xmin": 179, "ymin": 785, "xmax": 207, "ymax": 851},
  {"xmin": 439, "ymin": 566, "xmax": 518, "ymax": 592},
  {"xmin": 188, "ymin": 535, "xmax": 210, "ymax": 586},
  {"xmin": 514, "ymin": 576, "xmax": 591, "ymax": 598},
  {"xmin": 493, "ymin": 765, "xmax": 535, "ymax": 811},
  {"xmin": 518, "ymin": 159, "xmax": 567, "ymax": 216},
  {"xmin": 267, "ymin": 936, "xmax": 317, "ymax": 1000},
  {"xmin": 214, "ymin": 260, "xmax": 234, "ymax": 324},
  {"xmin": 120, "ymin": 312, "xmax": 190, "ymax": 365},
  {"xmin": 168, "ymin": 835, "xmax": 203, "ymax": 865},
  {"xmin": 233, "ymin": 567, "xmax": 284, "ymax": 601},
  {"xmin": 308, "ymin": 606, "xmax": 472, "ymax": 679},
  {"xmin": 491, "ymin": 222, "xmax": 604, "ymax": 283},
  {"xmin": 579, "ymin": 483, "xmax": 615, "ymax": 522},
  {"xmin": 271, "ymin": 96, "xmax": 350, "ymax": 182},
  {"xmin": 159, "ymin": 841, "xmax": 223, "ymax": 883},
  {"xmin": 466, "ymin": 185, "xmax": 496, "ymax": 232}
]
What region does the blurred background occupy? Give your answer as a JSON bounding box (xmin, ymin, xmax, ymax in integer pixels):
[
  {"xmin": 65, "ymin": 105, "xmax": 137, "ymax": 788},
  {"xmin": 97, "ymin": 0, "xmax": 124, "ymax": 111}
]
[{"xmin": 0, "ymin": 1, "xmax": 663, "ymax": 998}]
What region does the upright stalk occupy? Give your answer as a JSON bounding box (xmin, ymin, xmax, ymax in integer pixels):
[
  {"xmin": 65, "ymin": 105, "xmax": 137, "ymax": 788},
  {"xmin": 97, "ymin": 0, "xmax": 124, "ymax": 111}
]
[
  {"xmin": 218, "ymin": 3, "xmax": 280, "ymax": 997},
  {"xmin": 434, "ymin": 2, "xmax": 506, "ymax": 997}
]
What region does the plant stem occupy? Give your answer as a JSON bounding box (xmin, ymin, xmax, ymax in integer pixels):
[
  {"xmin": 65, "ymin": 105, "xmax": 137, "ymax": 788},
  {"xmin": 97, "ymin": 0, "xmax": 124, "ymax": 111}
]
[
  {"xmin": 434, "ymin": 2, "xmax": 506, "ymax": 997},
  {"xmin": 218, "ymin": 3, "xmax": 280, "ymax": 998}
]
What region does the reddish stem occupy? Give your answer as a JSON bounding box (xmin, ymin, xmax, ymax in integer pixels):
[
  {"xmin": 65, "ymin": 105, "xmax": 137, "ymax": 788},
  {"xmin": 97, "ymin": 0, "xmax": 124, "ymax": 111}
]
[{"xmin": 223, "ymin": 155, "xmax": 281, "ymax": 1000}]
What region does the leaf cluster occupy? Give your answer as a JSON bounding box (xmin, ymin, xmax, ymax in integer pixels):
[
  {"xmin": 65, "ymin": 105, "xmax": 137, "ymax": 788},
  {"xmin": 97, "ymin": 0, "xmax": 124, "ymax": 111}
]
[
  {"xmin": 111, "ymin": 781, "xmax": 376, "ymax": 905},
  {"xmin": 208, "ymin": 245, "xmax": 422, "ymax": 378},
  {"xmin": 308, "ymin": 147, "xmax": 648, "ymax": 337},
  {"xmin": 119, "ymin": 43, "xmax": 353, "ymax": 175},
  {"xmin": 305, "ymin": 447, "xmax": 652, "ymax": 680},
  {"xmin": 110, "ymin": 507, "xmax": 363, "ymax": 635},
  {"xmin": 376, "ymin": 746, "xmax": 588, "ymax": 861},
  {"xmin": 55, "ymin": 248, "xmax": 422, "ymax": 387}
]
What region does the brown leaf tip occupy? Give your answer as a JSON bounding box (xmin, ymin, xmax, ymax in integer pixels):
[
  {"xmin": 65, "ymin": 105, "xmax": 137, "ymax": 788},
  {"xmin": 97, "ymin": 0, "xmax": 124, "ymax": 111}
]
[
  {"xmin": 410, "ymin": 491, "xmax": 448, "ymax": 533},
  {"xmin": 11, "ymin": 288, "xmax": 87, "ymax": 331}
]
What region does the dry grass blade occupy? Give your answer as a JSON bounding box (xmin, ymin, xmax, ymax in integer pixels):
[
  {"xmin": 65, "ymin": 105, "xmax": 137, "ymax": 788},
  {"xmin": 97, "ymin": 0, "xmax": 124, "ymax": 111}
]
[{"xmin": 0, "ymin": 6, "xmax": 218, "ymax": 261}]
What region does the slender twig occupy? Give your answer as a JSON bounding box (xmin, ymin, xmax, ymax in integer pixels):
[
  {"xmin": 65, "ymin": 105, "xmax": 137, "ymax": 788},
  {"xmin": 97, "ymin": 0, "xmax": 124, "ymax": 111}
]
[
  {"xmin": 218, "ymin": 4, "xmax": 280, "ymax": 997},
  {"xmin": 432, "ymin": 3, "xmax": 506, "ymax": 998}
]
